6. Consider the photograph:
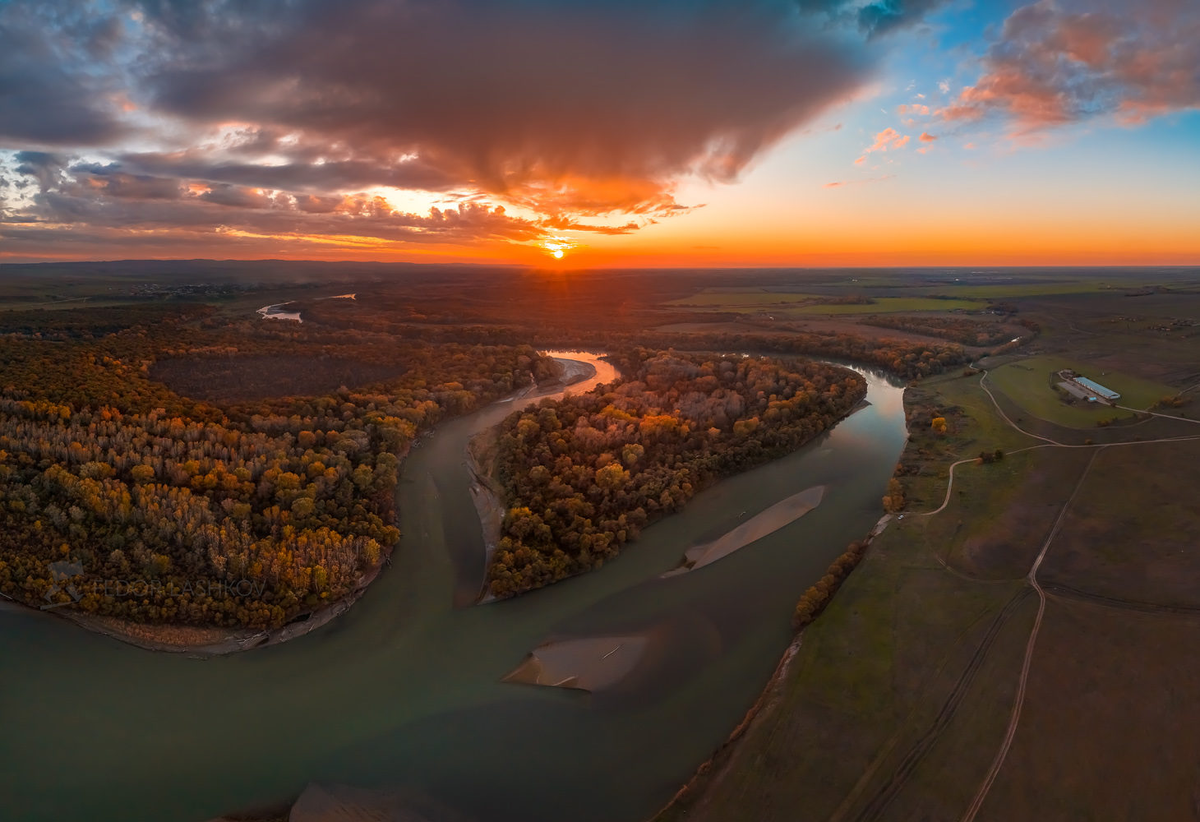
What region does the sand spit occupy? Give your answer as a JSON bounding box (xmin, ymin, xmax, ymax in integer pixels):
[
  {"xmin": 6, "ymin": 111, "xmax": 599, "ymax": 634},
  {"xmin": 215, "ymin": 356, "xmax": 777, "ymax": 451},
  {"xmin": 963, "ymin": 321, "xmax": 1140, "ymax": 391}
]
[
  {"xmin": 662, "ymin": 485, "xmax": 827, "ymax": 577},
  {"xmin": 549, "ymin": 355, "xmax": 598, "ymax": 392},
  {"xmin": 281, "ymin": 782, "xmax": 472, "ymax": 822},
  {"xmin": 256, "ymin": 302, "xmax": 303, "ymax": 322},
  {"xmin": 291, "ymin": 784, "xmax": 464, "ymax": 822},
  {"xmin": 503, "ymin": 635, "xmax": 650, "ymax": 692}
]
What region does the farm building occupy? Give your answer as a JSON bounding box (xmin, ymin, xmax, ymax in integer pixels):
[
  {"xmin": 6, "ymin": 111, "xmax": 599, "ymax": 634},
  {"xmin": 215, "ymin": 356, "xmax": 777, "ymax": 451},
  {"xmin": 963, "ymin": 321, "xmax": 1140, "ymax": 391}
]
[{"xmin": 1062, "ymin": 373, "xmax": 1121, "ymax": 403}]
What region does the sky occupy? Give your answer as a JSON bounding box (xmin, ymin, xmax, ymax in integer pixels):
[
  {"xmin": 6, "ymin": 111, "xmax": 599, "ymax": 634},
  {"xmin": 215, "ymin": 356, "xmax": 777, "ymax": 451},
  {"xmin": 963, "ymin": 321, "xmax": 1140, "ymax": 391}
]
[{"xmin": 1, "ymin": 0, "xmax": 1198, "ymax": 268}]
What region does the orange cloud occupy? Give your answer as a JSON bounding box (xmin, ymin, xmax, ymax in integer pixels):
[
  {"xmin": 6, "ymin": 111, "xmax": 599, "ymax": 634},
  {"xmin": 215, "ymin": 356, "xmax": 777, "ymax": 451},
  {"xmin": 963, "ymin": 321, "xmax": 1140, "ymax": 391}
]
[
  {"xmin": 864, "ymin": 127, "xmax": 910, "ymax": 154},
  {"xmin": 824, "ymin": 175, "xmax": 895, "ymax": 190},
  {"xmin": 938, "ymin": 0, "xmax": 1200, "ymax": 130}
]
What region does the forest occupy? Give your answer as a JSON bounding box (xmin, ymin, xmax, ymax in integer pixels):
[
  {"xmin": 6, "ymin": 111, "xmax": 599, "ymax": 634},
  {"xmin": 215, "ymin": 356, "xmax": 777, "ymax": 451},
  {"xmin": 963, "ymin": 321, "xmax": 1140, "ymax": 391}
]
[
  {"xmin": 0, "ymin": 305, "xmax": 556, "ymax": 627},
  {"xmin": 486, "ymin": 351, "xmax": 867, "ymax": 596},
  {"xmin": 0, "ymin": 267, "xmax": 975, "ymax": 628},
  {"xmin": 306, "ymin": 309, "xmax": 968, "ymax": 380},
  {"xmin": 296, "ymin": 282, "xmax": 971, "ymax": 380}
]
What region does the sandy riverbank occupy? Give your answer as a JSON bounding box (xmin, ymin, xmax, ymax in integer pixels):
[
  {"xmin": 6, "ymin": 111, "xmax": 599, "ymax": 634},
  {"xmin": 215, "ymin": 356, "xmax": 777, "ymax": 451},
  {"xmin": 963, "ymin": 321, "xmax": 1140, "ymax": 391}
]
[
  {"xmin": 500, "ymin": 485, "xmax": 829, "ymax": 694},
  {"xmin": 1, "ymin": 560, "xmax": 387, "ymax": 657},
  {"xmin": 469, "ymin": 355, "xmax": 601, "ymax": 603}
]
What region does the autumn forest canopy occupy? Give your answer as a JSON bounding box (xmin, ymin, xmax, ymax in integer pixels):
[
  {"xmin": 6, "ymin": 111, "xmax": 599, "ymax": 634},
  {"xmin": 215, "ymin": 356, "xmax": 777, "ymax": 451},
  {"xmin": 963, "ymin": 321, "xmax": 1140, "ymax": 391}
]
[
  {"xmin": 488, "ymin": 352, "xmax": 866, "ymax": 596},
  {"xmin": 0, "ymin": 263, "xmax": 983, "ymax": 631},
  {"xmin": 0, "ymin": 304, "xmax": 556, "ymax": 626}
]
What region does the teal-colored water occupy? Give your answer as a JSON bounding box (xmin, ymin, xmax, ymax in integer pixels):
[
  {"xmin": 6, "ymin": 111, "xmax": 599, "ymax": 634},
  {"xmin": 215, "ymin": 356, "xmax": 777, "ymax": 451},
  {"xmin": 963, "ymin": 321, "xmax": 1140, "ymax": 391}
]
[{"xmin": 0, "ymin": 355, "xmax": 906, "ymax": 822}]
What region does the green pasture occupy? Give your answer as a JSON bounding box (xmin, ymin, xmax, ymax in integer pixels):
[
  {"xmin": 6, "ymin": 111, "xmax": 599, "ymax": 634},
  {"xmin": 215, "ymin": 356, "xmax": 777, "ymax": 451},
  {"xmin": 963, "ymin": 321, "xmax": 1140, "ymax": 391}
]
[
  {"xmin": 987, "ymin": 354, "xmax": 1174, "ymax": 427},
  {"xmin": 664, "ymin": 289, "xmax": 986, "ymax": 314}
]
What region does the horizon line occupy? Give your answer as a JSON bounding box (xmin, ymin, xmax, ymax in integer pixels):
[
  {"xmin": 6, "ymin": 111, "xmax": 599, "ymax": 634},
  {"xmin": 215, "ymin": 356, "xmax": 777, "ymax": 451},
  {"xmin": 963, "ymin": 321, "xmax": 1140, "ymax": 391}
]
[{"xmin": 2, "ymin": 258, "xmax": 1199, "ymax": 272}]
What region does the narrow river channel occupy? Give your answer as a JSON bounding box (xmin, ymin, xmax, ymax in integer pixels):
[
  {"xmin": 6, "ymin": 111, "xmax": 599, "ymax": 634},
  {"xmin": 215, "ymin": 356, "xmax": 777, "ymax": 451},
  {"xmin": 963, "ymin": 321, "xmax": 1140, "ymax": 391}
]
[{"xmin": 0, "ymin": 353, "xmax": 907, "ymax": 822}]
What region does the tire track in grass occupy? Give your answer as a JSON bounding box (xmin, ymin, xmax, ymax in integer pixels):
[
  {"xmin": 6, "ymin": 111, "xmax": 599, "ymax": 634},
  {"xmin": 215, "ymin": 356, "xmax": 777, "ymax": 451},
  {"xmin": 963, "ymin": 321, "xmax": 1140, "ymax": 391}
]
[
  {"xmin": 1043, "ymin": 584, "xmax": 1200, "ymax": 618},
  {"xmin": 850, "ymin": 588, "xmax": 1032, "ymax": 822}
]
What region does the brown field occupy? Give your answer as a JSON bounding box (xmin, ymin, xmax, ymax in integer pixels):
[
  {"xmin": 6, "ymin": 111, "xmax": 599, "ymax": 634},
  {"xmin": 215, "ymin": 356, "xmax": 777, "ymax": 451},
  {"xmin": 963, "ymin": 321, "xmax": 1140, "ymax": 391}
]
[
  {"xmin": 150, "ymin": 354, "xmax": 407, "ymax": 402},
  {"xmin": 1040, "ymin": 440, "xmax": 1200, "ymax": 609},
  {"xmin": 977, "ymin": 599, "xmax": 1200, "ymax": 822},
  {"xmin": 795, "ymin": 317, "xmax": 963, "ymax": 346}
]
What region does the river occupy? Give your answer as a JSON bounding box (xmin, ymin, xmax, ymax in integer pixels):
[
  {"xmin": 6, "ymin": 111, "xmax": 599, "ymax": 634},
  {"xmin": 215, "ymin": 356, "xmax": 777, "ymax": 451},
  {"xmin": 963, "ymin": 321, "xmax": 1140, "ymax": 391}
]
[{"xmin": 0, "ymin": 353, "xmax": 907, "ymax": 822}]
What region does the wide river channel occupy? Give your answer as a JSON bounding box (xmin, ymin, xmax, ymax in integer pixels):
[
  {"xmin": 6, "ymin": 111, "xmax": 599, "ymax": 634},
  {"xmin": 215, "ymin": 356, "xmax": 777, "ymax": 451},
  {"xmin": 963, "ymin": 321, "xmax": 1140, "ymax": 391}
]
[{"xmin": 0, "ymin": 352, "xmax": 907, "ymax": 822}]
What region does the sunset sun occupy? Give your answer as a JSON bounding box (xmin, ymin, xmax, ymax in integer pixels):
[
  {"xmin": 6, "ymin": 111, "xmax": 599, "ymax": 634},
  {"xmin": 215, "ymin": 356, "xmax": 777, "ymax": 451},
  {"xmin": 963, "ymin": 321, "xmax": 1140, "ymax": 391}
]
[{"xmin": 543, "ymin": 237, "xmax": 575, "ymax": 260}]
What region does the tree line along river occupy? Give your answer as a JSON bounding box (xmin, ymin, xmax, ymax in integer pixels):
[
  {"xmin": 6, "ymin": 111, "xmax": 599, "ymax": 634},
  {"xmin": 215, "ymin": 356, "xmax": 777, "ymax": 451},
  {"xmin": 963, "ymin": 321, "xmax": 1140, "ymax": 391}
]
[{"xmin": 0, "ymin": 352, "xmax": 907, "ymax": 822}]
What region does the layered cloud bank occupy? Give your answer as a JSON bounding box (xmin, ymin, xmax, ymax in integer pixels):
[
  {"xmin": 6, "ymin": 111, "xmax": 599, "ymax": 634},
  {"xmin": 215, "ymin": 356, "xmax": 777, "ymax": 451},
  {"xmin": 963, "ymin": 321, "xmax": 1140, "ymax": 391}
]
[
  {"xmin": 941, "ymin": 0, "xmax": 1200, "ymax": 130},
  {"xmin": 1, "ymin": 0, "xmax": 880, "ymax": 259},
  {"xmin": 1, "ymin": 0, "xmax": 1195, "ymax": 262}
]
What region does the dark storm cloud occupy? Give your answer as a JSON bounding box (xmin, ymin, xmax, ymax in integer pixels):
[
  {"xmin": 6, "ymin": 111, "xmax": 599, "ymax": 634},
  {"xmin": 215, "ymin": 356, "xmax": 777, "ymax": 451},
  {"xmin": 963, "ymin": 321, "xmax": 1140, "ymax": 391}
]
[
  {"xmin": 113, "ymin": 153, "xmax": 459, "ymax": 194},
  {"xmin": 137, "ymin": 0, "xmax": 873, "ymax": 211},
  {"xmin": 2, "ymin": 0, "xmax": 905, "ymax": 256},
  {"xmin": 69, "ymin": 165, "xmax": 183, "ymax": 200},
  {"xmin": 0, "ymin": 2, "xmax": 128, "ymax": 145},
  {"xmin": 13, "ymin": 152, "xmax": 71, "ymax": 191}
]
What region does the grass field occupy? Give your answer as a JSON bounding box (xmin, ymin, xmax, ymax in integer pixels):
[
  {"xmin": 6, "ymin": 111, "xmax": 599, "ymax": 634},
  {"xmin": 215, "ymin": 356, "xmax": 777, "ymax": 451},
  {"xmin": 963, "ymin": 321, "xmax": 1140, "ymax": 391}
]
[
  {"xmin": 665, "ymin": 289, "xmax": 986, "ymax": 315},
  {"xmin": 656, "ymin": 496, "xmax": 1032, "ymax": 822},
  {"xmin": 785, "ymin": 298, "xmax": 986, "ymax": 315},
  {"xmin": 1041, "ymin": 440, "xmax": 1200, "ymax": 607},
  {"xmin": 978, "ymin": 600, "xmax": 1200, "ymax": 822},
  {"xmin": 663, "ymin": 290, "xmax": 825, "ymax": 306},
  {"xmin": 660, "ymin": 313, "xmax": 1200, "ymax": 822},
  {"xmin": 657, "ymin": 367, "xmax": 1043, "ymax": 822},
  {"xmin": 929, "ymin": 448, "xmax": 1096, "ymax": 578},
  {"xmin": 988, "ymin": 354, "xmax": 1175, "ymax": 428},
  {"xmin": 915, "ymin": 282, "xmax": 1114, "ymax": 299}
]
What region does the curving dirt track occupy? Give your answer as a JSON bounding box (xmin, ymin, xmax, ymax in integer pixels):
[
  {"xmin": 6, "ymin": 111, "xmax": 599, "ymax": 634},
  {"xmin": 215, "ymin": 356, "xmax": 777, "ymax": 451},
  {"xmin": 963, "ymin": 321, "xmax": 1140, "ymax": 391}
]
[{"xmin": 848, "ymin": 589, "xmax": 1032, "ymax": 822}]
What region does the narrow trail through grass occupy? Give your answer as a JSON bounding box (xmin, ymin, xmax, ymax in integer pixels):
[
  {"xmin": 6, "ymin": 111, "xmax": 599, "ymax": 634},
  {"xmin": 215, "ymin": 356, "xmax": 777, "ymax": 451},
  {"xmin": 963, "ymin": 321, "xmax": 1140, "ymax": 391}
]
[{"xmin": 903, "ymin": 369, "xmax": 1200, "ymax": 822}]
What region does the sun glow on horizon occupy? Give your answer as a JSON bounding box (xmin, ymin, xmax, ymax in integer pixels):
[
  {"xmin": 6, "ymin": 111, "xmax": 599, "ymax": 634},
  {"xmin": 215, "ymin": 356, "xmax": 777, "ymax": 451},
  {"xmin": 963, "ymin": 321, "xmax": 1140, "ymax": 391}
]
[{"xmin": 542, "ymin": 236, "xmax": 576, "ymax": 260}]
